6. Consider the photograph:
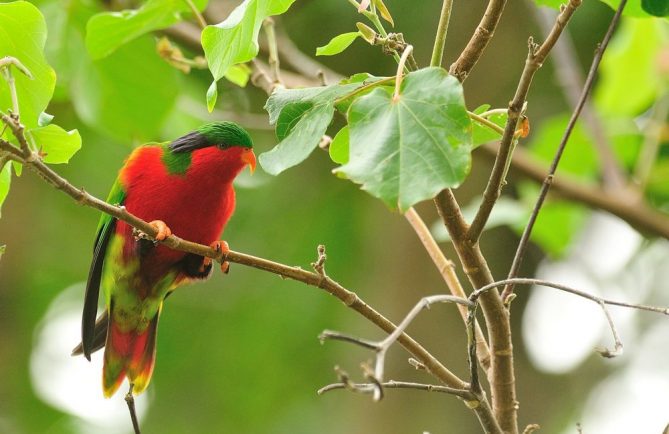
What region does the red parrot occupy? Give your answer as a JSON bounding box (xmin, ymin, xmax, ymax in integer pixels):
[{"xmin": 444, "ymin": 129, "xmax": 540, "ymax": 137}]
[{"xmin": 72, "ymin": 122, "xmax": 255, "ymax": 398}]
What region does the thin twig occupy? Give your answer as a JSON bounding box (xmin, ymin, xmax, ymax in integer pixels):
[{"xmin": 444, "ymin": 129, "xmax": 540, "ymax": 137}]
[
  {"xmin": 430, "ymin": 0, "xmax": 454, "ymax": 67},
  {"xmin": 448, "ymin": 0, "xmax": 507, "ymax": 81},
  {"xmin": 633, "ymin": 92, "xmax": 669, "ymax": 193},
  {"xmin": 124, "ymin": 384, "xmax": 141, "ymax": 434},
  {"xmin": 469, "ymin": 0, "xmax": 583, "ymax": 243},
  {"xmin": 262, "ymin": 18, "xmax": 282, "ymax": 85},
  {"xmin": 404, "ymin": 207, "xmax": 491, "ymax": 372},
  {"xmin": 182, "ymin": 0, "xmax": 207, "ymax": 30},
  {"xmin": 531, "ymin": 4, "xmax": 627, "ymax": 191},
  {"xmin": 480, "ymin": 142, "xmax": 669, "ymax": 240},
  {"xmin": 502, "ymin": 0, "xmax": 627, "ymax": 302},
  {"xmin": 318, "ymin": 379, "xmax": 474, "ymax": 400}
]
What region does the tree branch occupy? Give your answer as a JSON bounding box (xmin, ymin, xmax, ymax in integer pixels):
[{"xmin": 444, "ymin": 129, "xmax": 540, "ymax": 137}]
[
  {"xmin": 448, "ymin": 0, "xmax": 507, "ymax": 81},
  {"xmin": 469, "ymin": 0, "xmax": 583, "ymax": 243},
  {"xmin": 480, "ymin": 142, "xmax": 669, "ymax": 240},
  {"xmin": 318, "ymin": 379, "xmax": 474, "ymax": 400},
  {"xmin": 404, "ymin": 207, "xmax": 491, "ymax": 372},
  {"xmin": 502, "ymin": 0, "xmax": 627, "ymax": 301}
]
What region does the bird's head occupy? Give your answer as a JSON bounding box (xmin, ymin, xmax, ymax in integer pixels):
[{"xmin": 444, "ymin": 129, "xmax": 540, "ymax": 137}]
[{"xmin": 169, "ymin": 122, "xmax": 256, "ymax": 173}]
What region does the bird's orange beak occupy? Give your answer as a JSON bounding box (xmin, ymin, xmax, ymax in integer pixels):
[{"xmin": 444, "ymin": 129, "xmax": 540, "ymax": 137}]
[{"xmin": 242, "ymin": 148, "xmax": 256, "ymax": 174}]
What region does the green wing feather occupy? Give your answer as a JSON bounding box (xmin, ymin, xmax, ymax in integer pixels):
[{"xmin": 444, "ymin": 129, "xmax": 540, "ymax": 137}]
[{"xmin": 81, "ymin": 179, "xmax": 126, "ymax": 360}]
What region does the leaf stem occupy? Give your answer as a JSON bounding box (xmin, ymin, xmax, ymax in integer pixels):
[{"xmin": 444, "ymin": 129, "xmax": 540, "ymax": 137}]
[
  {"xmin": 393, "ymin": 45, "xmax": 413, "ymax": 101},
  {"xmin": 468, "ymin": 111, "xmax": 504, "ymax": 135},
  {"xmin": 182, "ymin": 0, "xmax": 207, "ymax": 30},
  {"xmin": 333, "ymin": 76, "xmax": 395, "ymax": 105},
  {"xmin": 430, "ymin": 0, "xmax": 454, "ymax": 67}
]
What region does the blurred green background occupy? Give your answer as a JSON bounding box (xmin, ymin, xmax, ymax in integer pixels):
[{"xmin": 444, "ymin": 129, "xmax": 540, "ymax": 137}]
[{"xmin": 1, "ymin": 0, "xmax": 668, "ymax": 433}]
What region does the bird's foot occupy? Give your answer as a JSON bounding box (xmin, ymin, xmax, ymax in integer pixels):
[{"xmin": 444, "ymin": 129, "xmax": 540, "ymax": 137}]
[
  {"xmin": 207, "ymin": 240, "xmax": 230, "ymax": 274},
  {"xmin": 148, "ymin": 220, "xmax": 172, "ymax": 241}
]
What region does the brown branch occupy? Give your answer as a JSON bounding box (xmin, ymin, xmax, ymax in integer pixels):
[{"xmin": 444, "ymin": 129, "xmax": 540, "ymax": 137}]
[
  {"xmin": 404, "ymin": 207, "xmax": 491, "ymax": 372},
  {"xmin": 318, "ymin": 379, "xmax": 474, "ymax": 400},
  {"xmin": 448, "ymin": 0, "xmax": 507, "ymax": 82},
  {"xmin": 469, "ymin": 0, "xmax": 583, "ymax": 242},
  {"xmin": 433, "ymin": 189, "xmax": 516, "ymax": 433},
  {"xmin": 125, "ymin": 384, "xmax": 141, "ymax": 434},
  {"xmin": 502, "ymin": 0, "xmax": 627, "ymax": 301},
  {"xmin": 480, "ymin": 143, "xmax": 669, "ymax": 240}
]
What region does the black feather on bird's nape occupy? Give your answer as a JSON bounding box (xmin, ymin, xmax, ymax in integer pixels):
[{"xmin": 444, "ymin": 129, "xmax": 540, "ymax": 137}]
[{"xmin": 169, "ymin": 131, "xmax": 210, "ymax": 153}]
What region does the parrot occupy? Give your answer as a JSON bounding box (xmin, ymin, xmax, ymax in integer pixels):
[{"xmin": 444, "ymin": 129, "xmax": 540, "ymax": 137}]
[{"xmin": 71, "ymin": 122, "xmax": 256, "ymax": 398}]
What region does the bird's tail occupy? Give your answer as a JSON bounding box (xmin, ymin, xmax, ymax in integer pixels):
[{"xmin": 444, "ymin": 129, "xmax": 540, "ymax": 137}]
[{"xmin": 102, "ymin": 304, "xmax": 162, "ymax": 398}]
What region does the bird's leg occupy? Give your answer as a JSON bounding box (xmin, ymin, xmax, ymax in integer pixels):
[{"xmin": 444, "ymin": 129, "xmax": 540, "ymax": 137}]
[
  {"xmin": 148, "ymin": 220, "xmax": 172, "ymax": 241},
  {"xmin": 206, "ymin": 240, "xmax": 230, "ymax": 274}
]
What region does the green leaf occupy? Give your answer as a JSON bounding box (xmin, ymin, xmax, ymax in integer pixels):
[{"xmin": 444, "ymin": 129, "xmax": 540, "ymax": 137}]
[
  {"xmin": 642, "ymin": 0, "xmax": 669, "ymax": 16},
  {"xmin": 0, "ymin": 161, "xmax": 11, "ymax": 215},
  {"xmin": 595, "ymin": 19, "xmax": 667, "ymax": 116},
  {"xmin": 225, "ymin": 63, "xmax": 252, "ymax": 87},
  {"xmin": 598, "ymin": 0, "xmax": 654, "ymax": 17},
  {"xmin": 0, "ymin": 1, "xmax": 56, "ymax": 131},
  {"xmin": 206, "ymin": 81, "xmax": 218, "ymax": 113},
  {"xmin": 316, "ymin": 32, "xmax": 360, "ymax": 56},
  {"xmin": 259, "ymin": 80, "xmax": 363, "ymax": 175},
  {"xmin": 202, "ymin": 0, "xmax": 296, "ymax": 85},
  {"xmin": 329, "ymin": 126, "xmax": 349, "ymax": 165},
  {"xmin": 0, "ymin": 244, "xmax": 5, "ymax": 261},
  {"xmin": 471, "ymin": 105, "xmax": 507, "ymax": 147},
  {"xmin": 336, "ymin": 67, "xmax": 472, "ymax": 211},
  {"xmin": 72, "ymin": 36, "xmax": 179, "ymax": 141},
  {"xmin": 28, "ymin": 124, "xmax": 82, "ymax": 164},
  {"xmin": 38, "ymin": 112, "xmax": 54, "ymax": 127},
  {"xmin": 85, "ymin": 0, "xmax": 208, "ymax": 59}
]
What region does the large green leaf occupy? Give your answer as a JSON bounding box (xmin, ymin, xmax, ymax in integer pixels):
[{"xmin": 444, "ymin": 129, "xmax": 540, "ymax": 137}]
[
  {"xmin": 72, "ymin": 36, "xmax": 179, "ymax": 141},
  {"xmin": 86, "ymin": 0, "xmax": 208, "ymax": 59},
  {"xmin": 29, "ymin": 124, "xmax": 82, "ymax": 164},
  {"xmin": 595, "ymin": 19, "xmax": 667, "ymax": 116},
  {"xmin": 0, "ymin": 1, "xmax": 56, "ymax": 131},
  {"xmin": 643, "ymin": 0, "xmax": 669, "ymax": 16},
  {"xmin": 336, "ymin": 67, "xmax": 472, "ymax": 211},
  {"xmin": 201, "ymin": 0, "xmax": 296, "ymax": 106},
  {"xmin": 259, "ymin": 81, "xmax": 362, "ymax": 175}
]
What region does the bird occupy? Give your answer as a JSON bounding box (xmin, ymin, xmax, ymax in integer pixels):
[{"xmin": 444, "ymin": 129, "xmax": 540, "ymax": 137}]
[{"xmin": 71, "ymin": 122, "xmax": 256, "ymax": 398}]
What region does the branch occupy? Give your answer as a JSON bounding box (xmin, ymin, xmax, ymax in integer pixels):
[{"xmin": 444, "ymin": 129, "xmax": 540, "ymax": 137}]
[
  {"xmin": 502, "ymin": 0, "xmax": 627, "ymax": 301},
  {"xmin": 480, "ymin": 142, "xmax": 669, "ymax": 240},
  {"xmin": 469, "ymin": 0, "xmax": 583, "ymax": 242},
  {"xmin": 404, "ymin": 207, "xmax": 491, "ymax": 372},
  {"xmin": 125, "ymin": 384, "xmax": 141, "ymax": 434},
  {"xmin": 318, "ymin": 379, "xmax": 474, "ymax": 400},
  {"xmin": 429, "ymin": 0, "xmax": 454, "ymax": 67},
  {"xmin": 448, "ymin": 0, "xmax": 507, "ymax": 81}
]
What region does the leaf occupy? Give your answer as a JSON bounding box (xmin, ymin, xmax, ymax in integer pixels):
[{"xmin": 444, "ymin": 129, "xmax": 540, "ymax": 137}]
[
  {"xmin": 642, "ymin": 0, "xmax": 669, "ymax": 15},
  {"xmin": 535, "ymin": 0, "xmax": 654, "ymax": 17},
  {"xmin": 356, "ymin": 22, "xmax": 376, "ymax": 43},
  {"xmin": 201, "ymin": 0, "xmax": 296, "ymax": 86},
  {"xmin": 206, "ymin": 81, "xmax": 218, "ymax": 113},
  {"xmin": 316, "ymin": 32, "xmax": 360, "ymax": 56},
  {"xmin": 595, "ymin": 19, "xmax": 667, "ymax": 116},
  {"xmin": 372, "ymin": 0, "xmax": 394, "ymax": 26},
  {"xmin": 0, "ymin": 244, "xmax": 5, "ymax": 261},
  {"xmin": 28, "ymin": 124, "xmax": 82, "ymax": 164},
  {"xmin": 72, "ymin": 36, "xmax": 179, "ymax": 141},
  {"xmin": 336, "ymin": 67, "xmax": 472, "ymax": 211},
  {"xmin": 471, "ymin": 105, "xmax": 507, "ymax": 147},
  {"xmin": 329, "ymin": 126, "xmax": 349, "ymax": 165},
  {"xmin": 38, "ymin": 112, "xmax": 54, "ymax": 127},
  {"xmin": 224, "ymin": 63, "xmax": 252, "ymax": 87},
  {"xmin": 0, "ymin": 161, "xmax": 11, "ymax": 216},
  {"xmin": 0, "ymin": 1, "xmax": 56, "ymax": 131},
  {"xmin": 85, "ymin": 0, "xmax": 208, "ymax": 59}
]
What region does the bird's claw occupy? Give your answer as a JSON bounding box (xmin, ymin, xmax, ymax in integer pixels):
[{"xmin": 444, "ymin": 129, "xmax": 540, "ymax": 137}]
[
  {"xmin": 209, "ymin": 240, "xmax": 230, "ymax": 274},
  {"xmin": 148, "ymin": 220, "xmax": 172, "ymax": 241}
]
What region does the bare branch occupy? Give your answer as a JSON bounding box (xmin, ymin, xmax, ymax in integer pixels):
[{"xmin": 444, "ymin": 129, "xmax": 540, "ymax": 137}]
[
  {"xmin": 318, "ymin": 379, "xmax": 474, "ymax": 400},
  {"xmin": 448, "ymin": 0, "xmax": 507, "ymax": 81},
  {"xmin": 502, "ymin": 0, "xmax": 628, "ymax": 301},
  {"xmin": 469, "ymin": 0, "xmax": 583, "ymax": 242},
  {"xmin": 262, "ymin": 18, "xmax": 282, "ymax": 85},
  {"xmin": 125, "ymin": 384, "xmax": 141, "ymax": 434},
  {"xmin": 404, "ymin": 207, "xmax": 491, "ymax": 372}
]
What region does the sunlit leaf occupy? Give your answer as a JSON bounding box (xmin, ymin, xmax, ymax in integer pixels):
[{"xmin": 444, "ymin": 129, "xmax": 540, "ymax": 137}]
[
  {"xmin": 0, "ymin": 1, "xmax": 56, "ymax": 131},
  {"xmin": 224, "ymin": 64, "xmax": 252, "ymax": 87},
  {"xmin": 201, "ymin": 0, "xmax": 296, "ymax": 107},
  {"xmin": 329, "ymin": 126, "xmax": 349, "ymax": 165},
  {"xmin": 0, "ymin": 162, "xmax": 11, "ymax": 215},
  {"xmin": 372, "ymin": 0, "xmax": 394, "ymax": 26},
  {"xmin": 316, "ymin": 32, "xmax": 360, "ymax": 56},
  {"xmin": 29, "ymin": 124, "xmax": 82, "ymax": 164},
  {"xmin": 336, "ymin": 67, "xmax": 472, "ymax": 211},
  {"xmin": 535, "ymin": 0, "xmax": 654, "ymax": 16},
  {"xmin": 595, "ymin": 19, "xmax": 667, "ymax": 116},
  {"xmin": 72, "ymin": 36, "xmax": 179, "ymax": 141},
  {"xmin": 0, "ymin": 244, "xmax": 5, "ymax": 260},
  {"xmin": 206, "ymin": 81, "xmax": 218, "ymax": 113},
  {"xmin": 85, "ymin": 0, "xmax": 208, "ymax": 59}
]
